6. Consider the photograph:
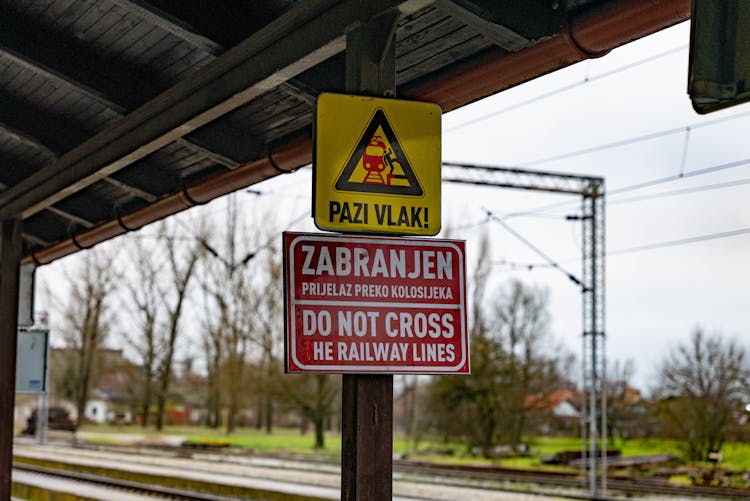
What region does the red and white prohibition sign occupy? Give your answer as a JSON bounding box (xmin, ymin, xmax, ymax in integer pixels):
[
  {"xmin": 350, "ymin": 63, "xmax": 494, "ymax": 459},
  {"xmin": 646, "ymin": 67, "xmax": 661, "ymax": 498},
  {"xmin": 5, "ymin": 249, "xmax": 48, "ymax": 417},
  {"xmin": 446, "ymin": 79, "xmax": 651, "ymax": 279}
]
[{"xmin": 283, "ymin": 232, "xmax": 469, "ymax": 374}]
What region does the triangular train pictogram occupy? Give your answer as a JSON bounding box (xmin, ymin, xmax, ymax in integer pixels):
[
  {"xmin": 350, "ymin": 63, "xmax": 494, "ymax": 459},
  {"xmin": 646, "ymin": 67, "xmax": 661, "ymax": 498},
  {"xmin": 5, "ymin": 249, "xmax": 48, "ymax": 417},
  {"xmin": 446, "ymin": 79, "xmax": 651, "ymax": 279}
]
[{"xmin": 335, "ymin": 109, "xmax": 423, "ymax": 196}]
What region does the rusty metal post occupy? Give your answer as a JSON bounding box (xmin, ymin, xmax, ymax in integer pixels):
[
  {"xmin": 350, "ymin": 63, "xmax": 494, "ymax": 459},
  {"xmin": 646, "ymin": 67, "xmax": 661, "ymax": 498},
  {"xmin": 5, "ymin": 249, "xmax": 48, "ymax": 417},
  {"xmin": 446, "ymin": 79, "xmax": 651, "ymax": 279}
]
[
  {"xmin": 341, "ymin": 10, "xmax": 399, "ymax": 501},
  {"xmin": 0, "ymin": 218, "xmax": 23, "ymax": 499}
]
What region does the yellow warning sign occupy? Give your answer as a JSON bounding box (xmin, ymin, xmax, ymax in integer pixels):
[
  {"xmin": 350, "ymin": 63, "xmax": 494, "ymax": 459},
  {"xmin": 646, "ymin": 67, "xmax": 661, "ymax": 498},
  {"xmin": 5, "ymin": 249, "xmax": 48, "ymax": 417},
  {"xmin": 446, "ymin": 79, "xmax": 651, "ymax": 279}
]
[{"xmin": 314, "ymin": 93, "xmax": 441, "ymax": 235}]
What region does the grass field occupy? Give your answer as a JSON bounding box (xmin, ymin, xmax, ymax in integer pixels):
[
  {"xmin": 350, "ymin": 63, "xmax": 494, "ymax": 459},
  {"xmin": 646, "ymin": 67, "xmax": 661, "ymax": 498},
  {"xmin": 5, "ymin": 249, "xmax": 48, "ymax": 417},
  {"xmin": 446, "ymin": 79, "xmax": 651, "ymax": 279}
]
[{"xmin": 76, "ymin": 424, "xmax": 750, "ymax": 472}]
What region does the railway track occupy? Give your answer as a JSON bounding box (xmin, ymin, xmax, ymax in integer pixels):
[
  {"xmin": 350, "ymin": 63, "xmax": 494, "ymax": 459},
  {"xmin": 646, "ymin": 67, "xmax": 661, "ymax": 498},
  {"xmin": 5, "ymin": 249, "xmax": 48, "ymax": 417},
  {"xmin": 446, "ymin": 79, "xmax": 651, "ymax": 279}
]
[
  {"xmin": 13, "ymin": 463, "xmax": 238, "ymax": 500},
  {"xmin": 396, "ymin": 460, "xmax": 750, "ymax": 499},
  {"xmin": 10, "ymin": 461, "xmax": 602, "ymax": 501},
  {"xmin": 13, "ymin": 443, "xmax": 750, "ymax": 500},
  {"xmin": 13, "ymin": 447, "xmax": 559, "ymax": 501},
  {"xmin": 13, "ymin": 460, "xmax": 569, "ymax": 501}
]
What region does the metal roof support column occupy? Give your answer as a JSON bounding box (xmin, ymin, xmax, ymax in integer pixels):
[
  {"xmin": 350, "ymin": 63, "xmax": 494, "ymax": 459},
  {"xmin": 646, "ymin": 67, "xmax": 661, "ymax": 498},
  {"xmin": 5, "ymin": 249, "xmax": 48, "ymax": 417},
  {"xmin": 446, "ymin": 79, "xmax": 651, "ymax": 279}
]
[
  {"xmin": 341, "ymin": 8, "xmax": 399, "ymax": 501},
  {"xmin": 0, "ymin": 218, "xmax": 22, "ymax": 500}
]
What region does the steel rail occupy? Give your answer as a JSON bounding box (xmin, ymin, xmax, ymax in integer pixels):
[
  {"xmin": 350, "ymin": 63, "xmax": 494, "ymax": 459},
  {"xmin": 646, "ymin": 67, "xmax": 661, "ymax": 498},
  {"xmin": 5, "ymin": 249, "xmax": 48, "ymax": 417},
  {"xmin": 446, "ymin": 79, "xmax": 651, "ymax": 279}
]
[
  {"xmin": 395, "ymin": 460, "xmax": 750, "ymax": 499},
  {"xmin": 13, "ymin": 463, "xmax": 232, "ymax": 501},
  {"xmin": 11, "ymin": 460, "xmax": 597, "ymax": 501},
  {"xmin": 14, "ymin": 447, "xmax": 750, "ymax": 500}
]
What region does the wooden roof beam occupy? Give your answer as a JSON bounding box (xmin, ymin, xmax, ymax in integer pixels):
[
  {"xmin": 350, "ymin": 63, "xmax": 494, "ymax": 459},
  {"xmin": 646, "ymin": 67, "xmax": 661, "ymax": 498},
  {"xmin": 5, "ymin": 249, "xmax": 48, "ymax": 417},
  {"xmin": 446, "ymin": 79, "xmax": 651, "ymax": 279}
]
[
  {"xmin": 0, "ymin": 0, "xmax": 431, "ymax": 220},
  {"xmin": 434, "ymin": 0, "xmax": 531, "ymax": 51},
  {"xmin": 109, "ymin": 0, "xmax": 224, "ymax": 56},
  {"xmin": 436, "ymin": 0, "xmax": 562, "ymax": 50},
  {"xmin": 0, "ymin": 96, "xmax": 162, "ymax": 203},
  {"xmin": 99, "ymin": 178, "xmax": 157, "ymax": 203},
  {"xmin": 279, "ymin": 78, "xmax": 321, "ymax": 106},
  {"xmin": 0, "ymin": 121, "xmax": 56, "ymax": 160},
  {"xmin": 0, "ymin": 17, "xmax": 253, "ymax": 169},
  {"xmin": 111, "ymin": 1, "xmax": 324, "ymax": 109},
  {"xmin": 45, "ymin": 206, "xmax": 95, "ymax": 229},
  {"xmin": 0, "ymin": 157, "xmax": 105, "ymax": 229},
  {"xmin": 103, "ymin": 0, "xmax": 320, "ymax": 153},
  {"xmin": 0, "ymin": 177, "xmax": 52, "ymax": 247},
  {"xmin": 22, "ymin": 233, "xmax": 51, "ymax": 248}
]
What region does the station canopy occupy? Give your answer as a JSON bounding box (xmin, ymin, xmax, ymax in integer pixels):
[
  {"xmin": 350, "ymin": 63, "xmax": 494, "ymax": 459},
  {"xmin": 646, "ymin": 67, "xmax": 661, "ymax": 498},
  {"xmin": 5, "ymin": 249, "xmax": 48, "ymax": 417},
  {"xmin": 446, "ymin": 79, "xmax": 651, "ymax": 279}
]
[{"xmin": 0, "ymin": 0, "xmax": 688, "ymax": 265}]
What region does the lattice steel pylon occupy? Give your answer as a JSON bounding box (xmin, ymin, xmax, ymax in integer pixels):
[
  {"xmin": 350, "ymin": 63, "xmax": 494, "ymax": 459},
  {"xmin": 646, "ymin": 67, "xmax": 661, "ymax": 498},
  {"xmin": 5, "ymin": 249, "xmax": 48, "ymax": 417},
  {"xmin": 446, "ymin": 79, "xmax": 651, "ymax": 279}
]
[
  {"xmin": 443, "ymin": 162, "xmax": 607, "ymax": 497},
  {"xmin": 581, "ymin": 181, "xmax": 607, "ymax": 497}
]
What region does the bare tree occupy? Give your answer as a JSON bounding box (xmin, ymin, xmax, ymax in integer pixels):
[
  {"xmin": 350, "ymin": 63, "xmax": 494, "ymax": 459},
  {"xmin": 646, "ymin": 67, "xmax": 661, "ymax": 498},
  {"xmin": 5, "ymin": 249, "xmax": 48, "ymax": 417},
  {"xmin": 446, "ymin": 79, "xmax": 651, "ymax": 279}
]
[
  {"xmin": 606, "ymin": 359, "xmax": 648, "ymax": 445},
  {"xmin": 277, "ymin": 374, "xmax": 340, "ymax": 448},
  {"xmin": 427, "ymin": 278, "xmax": 573, "ymax": 454},
  {"xmin": 200, "ymin": 294, "xmax": 223, "ymax": 428},
  {"xmin": 122, "ymin": 238, "xmax": 162, "ymax": 427},
  {"xmin": 427, "ymin": 232, "xmax": 500, "ymax": 450},
  {"xmin": 214, "ymin": 266, "xmax": 254, "ymax": 434},
  {"xmin": 397, "ymin": 374, "xmax": 420, "ymax": 447},
  {"xmin": 470, "ymin": 231, "xmax": 492, "ymax": 339},
  {"xmin": 490, "ymin": 280, "xmax": 572, "ymax": 449},
  {"xmin": 249, "ymin": 236, "xmax": 284, "ymax": 434},
  {"xmin": 198, "ymin": 198, "xmax": 277, "ymax": 434},
  {"xmin": 246, "ymin": 219, "xmax": 338, "ymax": 444},
  {"xmin": 654, "ymin": 329, "xmax": 750, "ymax": 461},
  {"xmin": 464, "ymin": 231, "xmax": 502, "ymax": 450},
  {"xmin": 154, "ymin": 222, "xmax": 205, "ymax": 430},
  {"xmin": 57, "ymin": 247, "xmax": 119, "ymax": 427}
]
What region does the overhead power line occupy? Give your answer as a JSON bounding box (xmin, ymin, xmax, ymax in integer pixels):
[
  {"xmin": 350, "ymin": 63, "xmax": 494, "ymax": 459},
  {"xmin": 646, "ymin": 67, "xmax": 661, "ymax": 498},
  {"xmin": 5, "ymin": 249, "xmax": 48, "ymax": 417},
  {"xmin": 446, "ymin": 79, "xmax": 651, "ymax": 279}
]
[
  {"xmin": 484, "ymin": 208, "xmax": 583, "ymax": 287},
  {"xmin": 511, "ymin": 226, "xmax": 742, "ymax": 264},
  {"xmin": 494, "ymin": 226, "xmax": 750, "ymax": 276},
  {"xmin": 493, "ymin": 259, "xmax": 555, "ymax": 271},
  {"xmin": 607, "ymin": 178, "xmax": 750, "ymax": 205},
  {"xmin": 455, "ymin": 177, "xmax": 750, "ymax": 242},
  {"xmin": 519, "ymin": 109, "xmax": 750, "ymax": 167},
  {"xmin": 610, "ymin": 157, "xmax": 750, "ymax": 195},
  {"xmin": 449, "ymin": 217, "xmax": 490, "ymax": 231},
  {"xmin": 446, "ymin": 45, "xmax": 687, "ymax": 133},
  {"xmin": 490, "ymin": 156, "xmax": 750, "ymax": 219},
  {"xmin": 608, "ymin": 226, "xmax": 750, "ymax": 256},
  {"xmin": 494, "ymin": 175, "xmax": 750, "ymax": 219}
]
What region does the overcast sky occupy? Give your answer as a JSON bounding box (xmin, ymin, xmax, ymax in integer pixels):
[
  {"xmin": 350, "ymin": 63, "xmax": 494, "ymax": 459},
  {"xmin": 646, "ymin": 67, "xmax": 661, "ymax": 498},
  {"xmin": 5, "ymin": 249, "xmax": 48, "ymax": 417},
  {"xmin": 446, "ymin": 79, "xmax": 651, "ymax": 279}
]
[
  {"xmin": 436, "ymin": 20, "xmax": 750, "ymax": 390},
  {"xmin": 38, "ymin": 21, "xmax": 750, "ymax": 391}
]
